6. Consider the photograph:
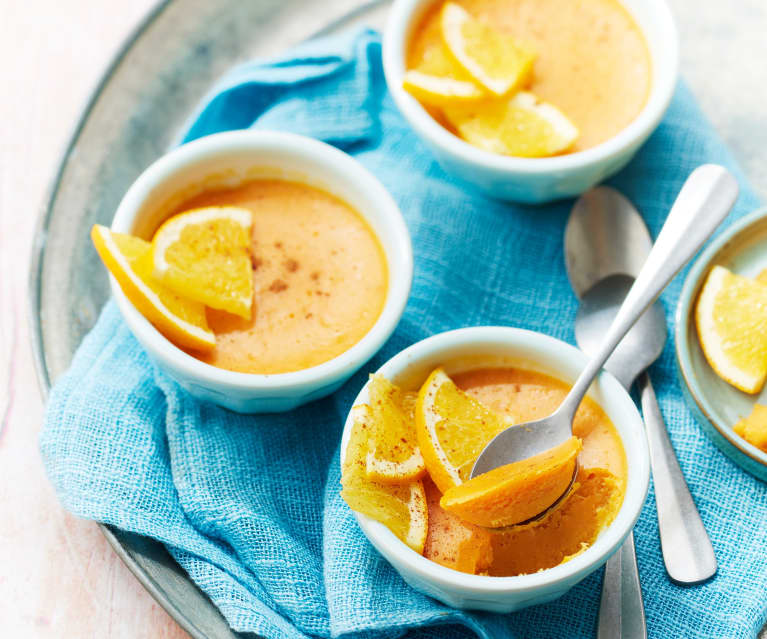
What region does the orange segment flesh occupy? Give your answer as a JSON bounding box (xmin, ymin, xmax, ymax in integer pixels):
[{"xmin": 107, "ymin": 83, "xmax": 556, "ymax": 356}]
[
  {"xmin": 440, "ymin": 436, "xmax": 582, "ymax": 528},
  {"xmin": 423, "ymin": 477, "xmax": 493, "ymax": 574},
  {"xmin": 152, "ymin": 206, "xmax": 254, "ymax": 319},
  {"xmin": 443, "ymin": 91, "xmax": 579, "ymax": 158},
  {"xmin": 90, "ymin": 224, "xmax": 215, "ymax": 351},
  {"xmin": 488, "ymin": 467, "xmax": 622, "ymax": 575},
  {"xmin": 416, "ymin": 367, "xmax": 514, "ymax": 494},
  {"xmin": 695, "ymin": 265, "xmax": 767, "ymax": 393},
  {"xmin": 365, "ymin": 375, "xmax": 426, "ymax": 484},
  {"xmin": 733, "ymin": 404, "xmax": 767, "ymax": 453},
  {"xmin": 341, "ymin": 405, "xmax": 428, "ymax": 553},
  {"xmin": 440, "ymin": 1, "xmax": 536, "ymax": 97}
]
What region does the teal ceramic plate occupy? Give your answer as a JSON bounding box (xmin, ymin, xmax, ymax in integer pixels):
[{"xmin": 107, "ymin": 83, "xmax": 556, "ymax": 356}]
[{"xmin": 676, "ymin": 207, "xmax": 767, "ymax": 482}]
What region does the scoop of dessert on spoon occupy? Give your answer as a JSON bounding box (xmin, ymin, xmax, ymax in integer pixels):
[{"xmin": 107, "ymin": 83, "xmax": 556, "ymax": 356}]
[{"xmin": 470, "ymin": 164, "xmax": 739, "ymax": 520}]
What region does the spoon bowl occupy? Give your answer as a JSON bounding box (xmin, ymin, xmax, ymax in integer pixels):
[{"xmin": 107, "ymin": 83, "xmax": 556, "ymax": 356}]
[
  {"xmin": 565, "ymin": 187, "xmax": 654, "ymax": 296},
  {"xmin": 566, "ymin": 187, "xmax": 665, "ymax": 389}
]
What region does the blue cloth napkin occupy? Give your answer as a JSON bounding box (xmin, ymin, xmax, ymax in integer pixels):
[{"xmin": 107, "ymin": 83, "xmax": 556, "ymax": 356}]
[{"xmin": 41, "ymin": 28, "xmax": 767, "ymax": 639}]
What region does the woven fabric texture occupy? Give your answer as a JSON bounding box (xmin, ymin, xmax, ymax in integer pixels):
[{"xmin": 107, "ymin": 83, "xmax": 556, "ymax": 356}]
[{"xmin": 41, "ymin": 29, "xmax": 767, "ymax": 639}]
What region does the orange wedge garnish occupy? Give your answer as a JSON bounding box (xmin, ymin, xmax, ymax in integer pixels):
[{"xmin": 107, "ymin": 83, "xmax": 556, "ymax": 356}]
[
  {"xmin": 415, "ymin": 367, "xmax": 514, "ymax": 493},
  {"xmin": 152, "ymin": 206, "xmax": 254, "ymax": 319},
  {"xmin": 440, "ymin": 1, "xmax": 535, "ymax": 97},
  {"xmin": 91, "ymin": 224, "xmax": 215, "ymax": 351},
  {"xmin": 695, "ymin": 265, "xmax": 767, "ymax": 393},
  {"xmin": 365, "ymin": 374, "xmax": 426, "ymax": 484},
  {"xmin": 341, "ymin": 405, "xmax": 428, "ymax": 553}
]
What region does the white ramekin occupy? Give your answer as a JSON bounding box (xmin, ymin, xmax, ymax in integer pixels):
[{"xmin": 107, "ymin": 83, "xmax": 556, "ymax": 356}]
[
  {"xmin": 110, "ymin": 130, "xmax": 413, "ymax": 413},
  {"xmin": 383, "ymin": 0, "xmax": 679, "ymax": 203},
  {"xmin": 341, "ymin": 327, "xmax": 649, "ymax": 612}
]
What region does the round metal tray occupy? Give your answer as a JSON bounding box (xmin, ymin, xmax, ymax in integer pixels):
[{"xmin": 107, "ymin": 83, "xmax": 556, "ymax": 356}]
[
  {"xmin": 29, "ymin": 1, "xmax": 387, "ymax": 636},
  {"xmin": 27, "ymin": 0, "xmax": 767, "ymax": 636}
]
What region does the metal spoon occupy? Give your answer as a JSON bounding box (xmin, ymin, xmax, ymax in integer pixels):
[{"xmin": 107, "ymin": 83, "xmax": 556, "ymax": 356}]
[
  {"xmin": 471, "ymin": 166, "xmax": 739, "ymax": 509},
  {"xmin": 569, "ymin": 224, "xmax": 718, "ymax": 584},
  {"xmin": 566, "ymin": 189, "xmax": 655, "ymax": 638},
  {"xmin": 566, "ymin": 189, "xmax": 719, "ymax": 639}
]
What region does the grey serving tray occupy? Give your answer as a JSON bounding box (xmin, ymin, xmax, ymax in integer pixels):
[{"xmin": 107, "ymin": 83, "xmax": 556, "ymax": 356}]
[{"xmin": 28, "ymin": 0, "xmax": 767, "ymax": 636}]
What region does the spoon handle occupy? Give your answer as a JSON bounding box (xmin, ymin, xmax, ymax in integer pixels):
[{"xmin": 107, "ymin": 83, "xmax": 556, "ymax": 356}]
[
  {"xmin": 560, "ymin": 164, "xmax": 739, "ymax": 424},
  {"xmin": 597, "ymin": 532, "xmax": 646, "ymax": 639},
  {"xmin": 640, "ymin": 373, "xmax": 717, "ymax": 583}
]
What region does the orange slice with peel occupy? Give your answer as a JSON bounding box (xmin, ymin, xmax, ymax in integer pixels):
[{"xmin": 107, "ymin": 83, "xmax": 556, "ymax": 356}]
[
  {"xmin": 341, "ymin": 405, "xmax": 428, "ymax": 553},
  {"xmin": 403, "ymin": 71, "xmax": 485, "ymax": 106},
  {"xmin": 152, "ymin": 206, "xmax": 254, "ymax": 319},
  {"xmin": 91, "ymin": 224, "xmax": 215, "ymax": 351},
  {"xmin": 444, "ymin": 91, "xmax": 579, "ymax": 158},
  {"xmin": 415, "ymin": 367, "xmax": 514, "ymax": 494},
  {"xmin": 440, "ymin": 1, "xmax": 536, "ymax": 97},
  {"xmin": 695, "ymin": 265, "xmax": 767, "ymax": 393},
  {"xmin": 365, "ymin": 375, "xmax": 426, "ymax": 484},
  {"xmin": 403, "ymin": 41, "xmax": 484, "ymax": 106},
  {"xmin": 440, "ymin": 436, "xmax": 582, "ymax": 528}
]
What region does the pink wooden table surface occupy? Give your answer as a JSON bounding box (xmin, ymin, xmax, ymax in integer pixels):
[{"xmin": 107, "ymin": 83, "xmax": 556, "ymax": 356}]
[{"xmin": 0, "ymin": 1, "xmax": 186, "ymax": 635}]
